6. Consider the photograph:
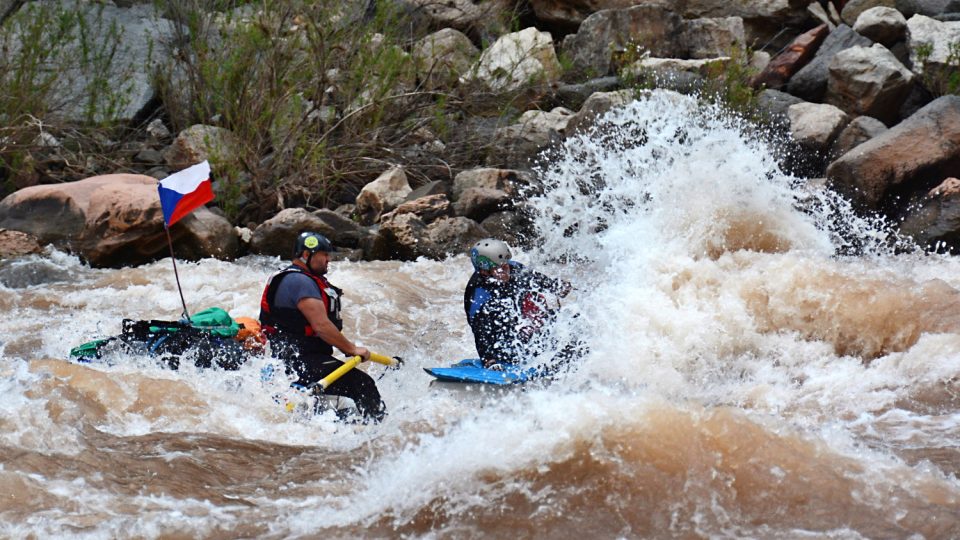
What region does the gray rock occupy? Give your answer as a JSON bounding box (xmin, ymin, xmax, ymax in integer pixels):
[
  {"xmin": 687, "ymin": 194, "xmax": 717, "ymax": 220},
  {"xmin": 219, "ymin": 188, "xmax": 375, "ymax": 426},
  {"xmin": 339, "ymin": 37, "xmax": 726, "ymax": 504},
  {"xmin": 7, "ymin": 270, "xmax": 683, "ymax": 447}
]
[
  {"xmin": 896, "ymin": 0, "xmax": 957, "ymax": 17},
  {"xmin": 829, "ymin": 115, "xmax": 889, "ymax": 159},
  {"xmin": 452, "ymin": 168, "xmax": 527, "ymax": 201},
  {"xmin": 825, "ymin": 44, "xmax": 914, "ymax": 125},
  {"xmin": 493, "ymin": 107, "xmax": 572, "ymax": 168},
  {"xmin": 355, "ymin": 166, "xmax": 412, "ymax": 225},
  {"xmin": 565, "ymin": 89, "xmax": 636, "ymax": 135},
  {"xmin": 8, "ymin": 2, "xmax": 175, "ymax": 123},
  {"xmin": 788, "ymin": 25, "xmax": 873, "ymax": 102},
  {"xmin": 907, "ymin": 14, "xmax": 960, "ymax": 83},
  {"xmin": 854, "ymin": 6, "xmax": 908, "ymax": 44},
  {"xmin": 163, "ymin": 125, "xmax": 240, "ymax": 171}
]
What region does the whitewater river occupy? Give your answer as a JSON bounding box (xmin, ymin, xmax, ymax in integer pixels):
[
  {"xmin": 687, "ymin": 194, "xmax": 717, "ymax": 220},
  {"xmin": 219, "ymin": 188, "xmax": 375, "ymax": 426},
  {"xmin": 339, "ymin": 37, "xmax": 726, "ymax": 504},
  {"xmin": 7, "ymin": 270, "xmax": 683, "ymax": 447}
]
[{"xmin": 2, "ymin": 92, "xmax": 959, "ymax": 538}]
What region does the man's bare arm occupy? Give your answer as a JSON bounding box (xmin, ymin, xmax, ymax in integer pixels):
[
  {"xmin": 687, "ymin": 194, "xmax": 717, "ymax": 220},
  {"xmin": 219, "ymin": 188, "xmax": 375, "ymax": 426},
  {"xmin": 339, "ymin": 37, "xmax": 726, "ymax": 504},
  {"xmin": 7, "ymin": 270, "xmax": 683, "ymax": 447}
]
[{"xmin": 297, "ymin": 297, "xmax": 370, "ymax": 360}]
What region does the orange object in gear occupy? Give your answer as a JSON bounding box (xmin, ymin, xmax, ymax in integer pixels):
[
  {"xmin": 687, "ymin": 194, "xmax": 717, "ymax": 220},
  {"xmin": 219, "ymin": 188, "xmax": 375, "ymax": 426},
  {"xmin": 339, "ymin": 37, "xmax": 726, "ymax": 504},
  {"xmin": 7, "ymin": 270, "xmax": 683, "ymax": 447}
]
[{"xmin": 234, "ymin": 317, "xmax": 266, "ymax": 352}]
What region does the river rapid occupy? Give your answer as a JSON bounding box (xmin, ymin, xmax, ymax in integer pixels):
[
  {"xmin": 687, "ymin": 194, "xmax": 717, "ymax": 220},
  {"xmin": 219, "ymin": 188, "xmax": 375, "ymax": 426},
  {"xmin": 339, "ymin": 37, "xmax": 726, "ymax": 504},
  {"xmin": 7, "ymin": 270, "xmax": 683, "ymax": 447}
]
[{"xmin": 1, "ymin": 92, "xmax": 959, "ymax": 539}]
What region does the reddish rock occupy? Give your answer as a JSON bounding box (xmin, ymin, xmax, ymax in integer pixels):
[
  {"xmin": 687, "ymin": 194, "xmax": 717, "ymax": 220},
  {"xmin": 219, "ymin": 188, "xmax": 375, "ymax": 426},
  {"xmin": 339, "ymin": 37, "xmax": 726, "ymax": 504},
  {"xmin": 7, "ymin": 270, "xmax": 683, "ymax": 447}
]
[
  {"xmin": 827, "ymin": 95, "xmax": 960, "ymax": 210},
  {"xmin": 751, "ymin": 24, "xmax": 829, "ymax": 89},
  {"xmin": 0, "ymin": 174, "xmax": 236, "ymax": 267}
]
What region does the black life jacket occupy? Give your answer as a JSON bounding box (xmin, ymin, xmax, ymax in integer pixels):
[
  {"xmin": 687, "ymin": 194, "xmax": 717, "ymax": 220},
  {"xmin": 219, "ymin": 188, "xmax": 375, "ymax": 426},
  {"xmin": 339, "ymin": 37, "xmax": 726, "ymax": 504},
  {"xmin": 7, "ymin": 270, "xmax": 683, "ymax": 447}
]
[{"xmin": 259, "ymin": 264, "xmax": 343, "ymax": 355}]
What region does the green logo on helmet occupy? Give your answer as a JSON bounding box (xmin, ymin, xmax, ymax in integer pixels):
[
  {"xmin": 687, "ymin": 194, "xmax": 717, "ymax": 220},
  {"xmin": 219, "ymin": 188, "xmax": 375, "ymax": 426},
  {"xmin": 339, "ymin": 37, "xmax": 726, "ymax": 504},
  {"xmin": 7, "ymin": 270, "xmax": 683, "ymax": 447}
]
[{"xmin": 304, "ymin": 236, "xmax": 319, "ymax": 249}]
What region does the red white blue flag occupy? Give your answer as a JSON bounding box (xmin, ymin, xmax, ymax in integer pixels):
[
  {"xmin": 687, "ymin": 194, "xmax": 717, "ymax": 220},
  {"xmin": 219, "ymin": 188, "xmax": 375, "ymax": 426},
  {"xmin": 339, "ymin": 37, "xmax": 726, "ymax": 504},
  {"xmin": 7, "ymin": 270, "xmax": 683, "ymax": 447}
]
[{"xmin": 158, "ymin": 161, "xmax": 214, "ymax": 227}]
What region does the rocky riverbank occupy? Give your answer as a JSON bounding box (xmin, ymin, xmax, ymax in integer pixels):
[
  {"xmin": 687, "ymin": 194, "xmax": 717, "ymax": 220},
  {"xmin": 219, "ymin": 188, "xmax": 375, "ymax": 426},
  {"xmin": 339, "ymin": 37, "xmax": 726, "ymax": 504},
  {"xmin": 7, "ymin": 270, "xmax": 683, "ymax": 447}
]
[{"xmin": 1, "ymin": 0, "xmax": 959, "ymax": 267}]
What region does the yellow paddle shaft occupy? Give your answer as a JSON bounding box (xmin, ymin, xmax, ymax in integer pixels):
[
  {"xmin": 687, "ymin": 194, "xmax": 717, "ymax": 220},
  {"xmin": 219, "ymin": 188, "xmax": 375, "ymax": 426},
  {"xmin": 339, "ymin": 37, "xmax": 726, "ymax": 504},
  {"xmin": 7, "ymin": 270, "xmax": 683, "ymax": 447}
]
[{"xmin": 315, "ymin": 352, "xmax": 398, "ymax": 391}]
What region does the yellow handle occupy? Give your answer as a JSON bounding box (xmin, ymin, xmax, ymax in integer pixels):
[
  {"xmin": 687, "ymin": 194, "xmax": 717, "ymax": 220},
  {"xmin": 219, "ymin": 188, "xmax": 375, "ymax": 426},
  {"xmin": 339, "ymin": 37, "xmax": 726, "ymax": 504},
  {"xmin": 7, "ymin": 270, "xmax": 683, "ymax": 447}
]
[
  {"xmin": 314, "ymin": 352, "xmax": 399, "ymax": 391},
  {"xmin": 316, "ymin": 356, "xmax": 363, "ymax": 391},
  {"xmin": 369, "ymin": 352, "xmax": 399, "ymax": 366}
]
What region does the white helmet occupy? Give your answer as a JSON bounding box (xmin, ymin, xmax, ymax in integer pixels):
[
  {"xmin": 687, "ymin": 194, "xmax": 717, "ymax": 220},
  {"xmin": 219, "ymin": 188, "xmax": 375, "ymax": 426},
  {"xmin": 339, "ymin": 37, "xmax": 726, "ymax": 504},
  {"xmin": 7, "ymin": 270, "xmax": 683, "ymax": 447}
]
[{"xmin": 470, "ymin": 238, "xmax": 511, "ymax": 271}]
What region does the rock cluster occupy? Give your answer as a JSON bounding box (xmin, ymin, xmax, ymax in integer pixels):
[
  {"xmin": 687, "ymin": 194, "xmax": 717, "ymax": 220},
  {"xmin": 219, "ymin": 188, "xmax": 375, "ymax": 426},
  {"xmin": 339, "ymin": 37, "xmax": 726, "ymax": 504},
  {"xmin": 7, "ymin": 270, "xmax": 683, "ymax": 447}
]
[{"xmin": 2, "ymin": 0, "xmax": 960, "ymax": 265}]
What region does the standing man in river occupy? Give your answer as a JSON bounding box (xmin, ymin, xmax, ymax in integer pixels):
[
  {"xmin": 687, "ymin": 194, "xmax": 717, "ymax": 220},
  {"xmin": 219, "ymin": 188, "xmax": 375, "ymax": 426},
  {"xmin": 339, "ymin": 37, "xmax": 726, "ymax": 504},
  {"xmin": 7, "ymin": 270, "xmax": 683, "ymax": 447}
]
[{"xmin": 259, "ymin": 231, "xmax": 385, "ymax": 422}]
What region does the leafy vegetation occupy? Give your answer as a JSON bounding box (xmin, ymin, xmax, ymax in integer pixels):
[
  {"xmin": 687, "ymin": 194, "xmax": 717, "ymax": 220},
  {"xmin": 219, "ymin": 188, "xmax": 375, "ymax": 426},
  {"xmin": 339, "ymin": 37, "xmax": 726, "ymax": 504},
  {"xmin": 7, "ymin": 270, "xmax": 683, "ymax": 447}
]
[
  {"xmin": 153, "ymin": 0, "xmax": 541, "ymax": 223},
  {"xmin": 0, "ymin": 1, "xmax": 134, "ymax": 194},
  {"xmin": 914, "ymin": 40, "xmax": 960, "ymax": 96}
]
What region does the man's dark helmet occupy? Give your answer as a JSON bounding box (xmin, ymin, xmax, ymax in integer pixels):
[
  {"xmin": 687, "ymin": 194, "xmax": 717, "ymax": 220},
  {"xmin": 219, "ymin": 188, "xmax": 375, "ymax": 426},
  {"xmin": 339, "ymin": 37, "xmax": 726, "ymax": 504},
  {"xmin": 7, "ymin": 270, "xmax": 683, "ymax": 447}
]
[{"xmin": 294, "ymin": 232, "xmax": 335, "ymax": 256}]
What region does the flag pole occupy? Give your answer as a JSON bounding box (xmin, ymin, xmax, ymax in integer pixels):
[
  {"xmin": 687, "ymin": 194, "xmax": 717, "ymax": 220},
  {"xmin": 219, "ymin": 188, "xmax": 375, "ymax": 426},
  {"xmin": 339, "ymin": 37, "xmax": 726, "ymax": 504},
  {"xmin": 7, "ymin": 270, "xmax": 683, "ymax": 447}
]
[
  {"xmin": 157, "ymin": 160, "xmax": 213, "ymax": 322},
  {"xmin": 164, "ymin": 224, "xmax": 191, "ymax": 321}
]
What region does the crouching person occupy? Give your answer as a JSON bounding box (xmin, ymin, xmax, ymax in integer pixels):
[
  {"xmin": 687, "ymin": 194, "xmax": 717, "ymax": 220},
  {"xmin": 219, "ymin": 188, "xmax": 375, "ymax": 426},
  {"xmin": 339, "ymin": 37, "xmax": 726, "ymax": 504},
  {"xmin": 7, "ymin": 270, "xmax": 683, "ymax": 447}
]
[{"xmin": 259, "ymin": 232, "xmax": 385, "ymax": 422}]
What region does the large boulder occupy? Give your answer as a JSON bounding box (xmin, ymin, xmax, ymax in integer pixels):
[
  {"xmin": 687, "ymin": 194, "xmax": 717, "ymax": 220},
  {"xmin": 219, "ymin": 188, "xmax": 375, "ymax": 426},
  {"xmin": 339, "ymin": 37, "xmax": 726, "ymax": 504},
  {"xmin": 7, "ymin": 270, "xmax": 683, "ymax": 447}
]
[
  {"xmin": 678, "ymin": 0, "xmax": 812, "ymax": 48},
  {"xmin": 0, "ymin": 174, "xmax": 236, "ymax": 267},
  {"xmin": 896, "ymin": 0, "xmax": 959, "ymax": 17},
  {"xmin": 826, "ymin": 95, "xmax": 960, "ymax": 210},
  {"xmin": 470, "ymin": 27, "xmax": 562, "ymax": 93},
  {"xmin": 532, "ymin": 0, "xmax": 808, "ymax": 47},
  {"xmin": 249, "ymin": 207, "xmax": 368, "ymax": 256},
  {"xmin": 480, "ymin": 210, "xmax": 534, "ymax": 247},
  {"xmin": 825, "ymin": 44, "xmax": 914, "ymax": 125},
  {"xmin": 453, "ymin": 187, "xmax": 512, "ymax": 221},
  {"xmin": 788, "ymin": 25, "xmax": 873, "ymax": 102},
  {"xmin": 5, "ymin": 2, "xmax": 174, "ymax": 123}
]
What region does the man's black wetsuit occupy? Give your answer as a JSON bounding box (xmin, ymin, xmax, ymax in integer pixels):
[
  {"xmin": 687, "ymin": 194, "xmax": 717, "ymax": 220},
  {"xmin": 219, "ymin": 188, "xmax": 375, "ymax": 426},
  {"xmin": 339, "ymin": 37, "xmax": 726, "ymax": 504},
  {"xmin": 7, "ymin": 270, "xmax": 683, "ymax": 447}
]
[
  {"xmin": 463, "ymin": 261, "xmax": 569, "ymax": 365},
  {"xmin": 260, "ymin": 265, "xmax": 384, "ymax": 421}
]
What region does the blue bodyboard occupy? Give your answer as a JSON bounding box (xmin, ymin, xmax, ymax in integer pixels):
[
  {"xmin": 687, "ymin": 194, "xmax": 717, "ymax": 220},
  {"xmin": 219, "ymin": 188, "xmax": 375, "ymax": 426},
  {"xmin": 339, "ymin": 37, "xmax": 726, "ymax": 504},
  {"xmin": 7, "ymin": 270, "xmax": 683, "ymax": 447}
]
[{"xmin": 423, "ymin": 359, "xmax": 539, "ymax": 385}]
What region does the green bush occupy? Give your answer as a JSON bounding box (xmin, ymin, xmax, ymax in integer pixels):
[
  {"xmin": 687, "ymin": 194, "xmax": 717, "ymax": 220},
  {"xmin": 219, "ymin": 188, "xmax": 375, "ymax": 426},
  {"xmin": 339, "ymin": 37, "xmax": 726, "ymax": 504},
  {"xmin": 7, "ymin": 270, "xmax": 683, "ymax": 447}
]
[{"xmin": 915, "ymin": 41, "xmax": 960, "ymax": 96}]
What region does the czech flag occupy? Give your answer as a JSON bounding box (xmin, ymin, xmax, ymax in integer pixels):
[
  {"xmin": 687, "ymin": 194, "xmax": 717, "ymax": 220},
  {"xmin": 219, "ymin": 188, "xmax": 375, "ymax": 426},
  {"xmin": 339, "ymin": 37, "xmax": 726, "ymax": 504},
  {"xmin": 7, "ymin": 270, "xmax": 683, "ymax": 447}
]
[{"xmin": 158, "ymin": 161, "xmax": 214, "ymax": 227}]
